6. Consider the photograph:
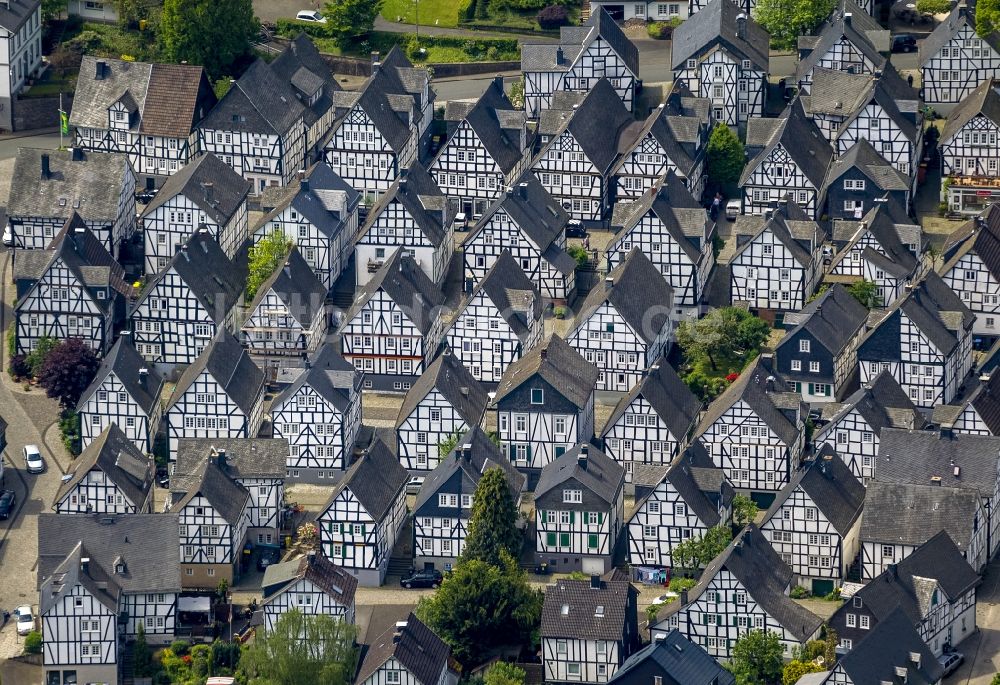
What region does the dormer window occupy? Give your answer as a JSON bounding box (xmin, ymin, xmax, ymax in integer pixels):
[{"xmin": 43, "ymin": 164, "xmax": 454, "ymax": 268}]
[
  {"xmin": 530, "ymin": 388, "xmax": 544, "ymax": 405},
  {"xmin": 114, "ymin": 112, "xmax": 125, "ymax": 121}
]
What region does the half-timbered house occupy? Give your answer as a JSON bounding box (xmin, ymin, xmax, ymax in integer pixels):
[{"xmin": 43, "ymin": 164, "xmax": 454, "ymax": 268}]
[
  {"xmin": 464, "ymin": 175, "xmax": 577, "ymax": 300},
  {"xmin": 695, "ymin": 354, "xmax": 806, "ymax": 500},
  {"xmin": 317, "ymin": 439, "xmax": 409, "ymax": 586},
  {"xmin": 534, "ymin": 444, "xmax": 625, "ymax": 574},
  {"xmin": 920, "ymin": 3, "xmax": 1000, "ymax": 115},
  {"xmin": 356, "ymin": 613, "xmax": 459, "ymax": 685},
  {"xmin": 823, "ymin": 139, "xmax": 912, "ymax": 220},
  {"xmin": 774, "ymin": 284, "xmax": 868, "ymax": 402},
  {"xmin": 831, "ymin": 531, "xmax": 979, "ymax": 655},
  {"xmin": 139, "ymin": 152, "xmax": 252, "ymax": 274},
  {"xmin": 493, "ymin": 335, "xmax": 598, "ymax": 480},
  {"xmin": 70, "ymin": 56, "xmax": 216, "ymax": 180},
  {"xmin": 13, "ymin": 216, "xmax": 128, "ymax": 355},
  {"xmin": 856, "ymin": 271, "xmax": 975, "ymax": 407},
  {"xmin": 611, "ymin": 83, "xmax": 712, "ymax": 201},
  {"xmin": 939, "ymin": 205, "xmax": 1000, "ymax": 337},
  {"xmin": 607, "ymin": 171, "xmax": 716, "ymax": 319},
  {"xmin": 626, "ymin": 443, "xmax": 733, "ymax": 567},
  {"xmin": 937, "ymin": 370, "xmax": 1000, "ymax": 436},
  {"xmin": 875, "ymin": 428, "xmax": 1000, "ymax": 559},
  {"xmin": 7, "ymin": 148, "xmax": 136, "ymax": 256},
  {"xmin": 430, "ymin": 77, "xmax": 529, "ymax": 217},
  {"xmin": 741, "ymin": 102, "xmax": 834, "ymax": 219},
  {"xmin": 759, "ymin": 448, "xmax": 865, "ymax": 595},
  {"xmin": 540, "ymin": 574, "xmax": 639, "ymax": 683},
  {"xmin": 339, "ymin": 251, "xmax": 445, "ymax": 392},
  {"xmin": 129, "ymin": 229, "xmax": 245, "ymax": 371},
  {"xmin": 38, "ymin": 513, "xmax": 181, "ymax": 653},
  {"xmin": 601, "ymin": 360, "xmax": 701, "ymax": 479},
  {"xmin": 610, "ymin": 630, "xmax": 735, "ymax": 685},
  {"xmin": 168, "ymin": 458, "xmax": 250, "ymax": 589},
  {"xmin": 653, "ymin": 525, "xmax": 823, "ymax": 659},
  {"xmin": 269, "ymin": 34, "xmax": 342, "ymax": 161},
  {"xmin": 567, "ymin": 249, "xmax": 676, "ymax": 392},
  {"xmin": 521, "ymin": 7, "xmax": 640, "ymax": 117},
  {"xmin": 396, "ymin": 351, "xmax": 488, "ymax": 472},
  {"xmin": 940, "ymin": 80, "xmax": 1000, "ymax": 213},
  {"xmin": 324, "ymin": 50, "xmax": 434, "ymax": 201},
  {"xmin": 729, "ymin": 199, "xmax": 824, "ymax": 315},
  {"xmin": 52, "ymin": 425, "xmax": 154, "ymax": 515},
  {"xmin": 261, "ymin": 552, "xmax": 358, "ymax": 631},
  {"xmin": 444, "ymin": 250, "xmax": 543, "ymax": 384},
  {"xmin": 198, "ymin": 59, "xmax": 306, "ymax": 194},
  {"xmin": 826, "ymin": 611, "xmax": 945, "ymax": 682},
  {"xmin": 355, "ymin": 162, "xmax": 456, "ymax": 286},
  {"xmin": 163, "ymin": 331, "xmax": 266, "ymax": 462},
  {"xmin": 795, "ymin": 2, "xmax": 888, "ymax": 92},
  {"xmin": 412, "ymin": 427, "xmax": 525, "ymax": 571},
  {"xmin": 77, "ymin": 336, "xmax": 163, "ymax": 453},
  {"xmin": 253, "ymin": 162, "xmax": 360, "ymax": 291},
  {"xmin": 240, "ymin": 247, "xmax": 328, "ymax": 367},
  {"xmin": 271, "ymin": 345, "xmax": 363, "ymax": 483},
  {"xmin": 812, "ymin": 371, "xmax": 926, "ymax": 483},
  {"xmin": 671, "ymin": 0, "xmax": 769, "ymax": 126},
  {"xmin": 529, "ymin": 77, "xmax": 634, "ymax": 223}
]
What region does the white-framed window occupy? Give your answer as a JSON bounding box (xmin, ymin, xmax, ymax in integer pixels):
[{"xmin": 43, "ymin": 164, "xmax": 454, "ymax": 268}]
[
  {"xmin": 563, "ymin": 489, "xmax": 582, "ymax": 503},
  {"xmin": 799, "ymin": 339, "xmax": 810, "ymax": 353}
]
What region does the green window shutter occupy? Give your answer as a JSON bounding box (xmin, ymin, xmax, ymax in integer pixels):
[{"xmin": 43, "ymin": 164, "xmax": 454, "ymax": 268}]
[
  {"xmin": 598, "ymin": 512, "xmax": 605, "ymax": 524},
  {"xmin": 732, "ymin": 616, "xmax": 738, "ymax": 626},
  {"xmin": 361, "ymin": 525, "xmax": 366, "ymax": 536},
  {"xmin": 555, "ymin": 446, "xmax": 565, "ymax": 457},
  {"xmin": 547, "ymin": 532, "xmax": 557, "ymax": 546},
  {"xmin": 807, "ymin": 383, "xmax": 814, "ymax": 395},
  {"xmin": 703, "ymin": 613, "xmax": 709, "ymax": 625},
  {"xmin": 588, "ymin": 534, "xmax": 598, "ymax": 549},
  {"xmin": 341, "ymin": 544, "xmax": 347, "ymax": 558},
  {"xmin": 570, "ymin": 511, "xmax": 575, "ymax": 524},
  {"xmin": 509, "ymin": 444, "xmax": 516, "ymax": 459},
  {"xmin": 560, "ymin": 533, "xmax": 570, "ymax": 547},
  {"xmin": 526, "ymin": 445, "xmax": 532, "ymax": 459}
]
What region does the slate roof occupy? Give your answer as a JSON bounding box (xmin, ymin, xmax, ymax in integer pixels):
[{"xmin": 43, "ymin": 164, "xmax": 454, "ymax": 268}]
[
  {"xmin": 244, "ymin": 247, "xmax": 327, "ymax": 328},
  {"xmin": 396, "ymin": 351, "xmax": 487, "ymax": 428},
  {"xmin": 824, "ymin": 138, "xmax": 911, "ymax": 192},
  {"xmin": 803, "ymin": 65, "xmax": 918, "ymax": 143},
  {"xmin": 494, "ymin": 335, "xmax": 598, "ymax": 410},
  {"xmin": 540, "ymin": 575, "xmax": 636, "ymax": 641},
  {"xmin": 8, "ymin": 148, "xmax": 130, "ymax": 222},
  {"xmin": 671, "ymin": 0, "xmax": 769, "ymax": 71},
  {"xmin": 654, "ymin": 449, "xmax": 725, "ymax": 527},
  {"xmin": 740, "ymin": 99, "xmax": 834, "ymax": 189},
  {"xmin": 763, "ymin": 448, "xmax": 864, "ymax": 534},
  {"xmin": 255, "ymin": 162, "xmax": 360, "ymax": 239},
  {"xmin": 602, "ymin": 359, "xmax": 702, "ymax": 446},
  {"xmin": 941, "ymin": 204, "xmax": 1000, "ymax": 285},
  {"xmin": 732, "ymin": 201, "xmax": 823, "ymax": 271},
  {"xmin": 323, "ymin": 438, "xmax": 408, "ymax": 521},
  {"xmin": 943, "ymin": 78, "xmax": 1000, "ymax": 143},
  {"xmin": 522, "ymin": 7, "xmax": 639, "ymax": 76},
  {"xmin": 167, "ymin": 331, "xmax": 264, "ymax": 417},
  {"xmin": 535, "ymin": 443, "xmax": 625, "ymax": 506},
  {"xmin": 341, "ymin": 250, "xmax": 445, "ymax": 336},
  {"xmin": 0, "ymin": 0, "xmax": 39, "ymax": 31},
  {"xmin": 40, "ymin": 542, "xmax": 119, "ymax": 616},
  {"xmin": 920, "ymin": 4, "xmax": 1000, "ymax": 64},
  {"xmin": 657, "ymin": 525, "xmax": 823, "ymax": 641},
  {"xmin": 439, "ymin": 78, "xmax": 524, "ymax": 175},
  {"xmin": 469, "ymin": 250, "xmax": 542, "ymax": 343},
  {"xmin": 362, "ymin": 162, "xmax": 453, "ymax": 248},
  {"xmin": 696, "ymin": 355, "xmax": 803, "ymax": 446},
  {"xmin": 37, "ymin": 513, "xmax": 181, "ymax": 595},
  {"xmin": 544, "ymin": 78, "xmax": 634, "ymax": 174},
  {"xmin": 969, "ymin": 371, "xmax": 1000, "ymax": 434},
  {"xmin": 169, "ymin": 458, "xmax": 250, "ymax": 525},
  {"xmin": 875, "ymin": 428, "xmax": 1000, "ymax": 497},
  {"xmin": 828, "ymin": 201, "xmax": 919, "ymax": 275},
  {"xmin": 836, "ymin": 608, "xmax": 944, "ymax": 685},
  {"xmin": 199, "ymin": 59, "xmax": 304, "ymax": 135},
  {"xmin": 269, "ymin": 34, "xmax": 341, "ymax": 128},
  {"xmin": 356, "ymin": 613, "xmax": 452, "ymax": 685},
  {"xmin": 262, "ymin": 553, "xmax": 358, "ymax": 607},
  {"xmin": 611, "ymin": 89, "xmax": 710, "ymax": 181},
  {"xmin": 610, "ymin": 630, "xmax": 735, "ymax": 685},
  {"xmin": 862, "ymin": 481, "xmax": 983, "ymax": 551},
  {"xmin": 272, "ymin": 344, "xmax": 360, "ymax": 413},
  {"xmin": 141, "ymin": 153, "xmax": 251, "ymax": 226},
  {"xmin": 133, "ymin": 229, "xmax": 244, "ymax": 324},
  {"xmin": 778, "ymin": 283, "xmax": 868, "ymax": 357},
  {"xmin": 79, "ymin": 336, "xmax": 163, "ymax": 416},
  {"xmin": 174, "ymin": 438, "xmax": 288, "ymax": 481},
  {"xmin": 796, "ymin": 2, "xmax": 888, "ymax": 82},
  {"xmin": 70, "ymin": 56, "xmax": 150, "ymax": 130},
  {"xmin": 53, "ymin": 425, "xmax": 153, "ymax": 511},
  {"xmin": 814, "ymin": 371, "xmax": 926, "ymax": 442}
]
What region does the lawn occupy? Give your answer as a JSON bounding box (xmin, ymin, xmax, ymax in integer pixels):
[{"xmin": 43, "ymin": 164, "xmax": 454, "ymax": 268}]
[
  {"xmin": 23, "ymin": 70, "xmax": 77, "ymax": 98},
  {"xmin": 381, "ymin": 0, "xmax": 461, "ymax": 28}
]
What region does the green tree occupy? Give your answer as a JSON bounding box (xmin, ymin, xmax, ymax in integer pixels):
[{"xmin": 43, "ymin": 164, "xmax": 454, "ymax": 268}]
[
  {"xmin": 247, "ymin": 231, "xmax": 294, "ymax": 300},
  {"xmin": 323, "ymin": 0, "xmax": 384, "ymax": 49},
  {"xmin": 417, "ymin": 551, "xmax": 542, "ymax": 665},
  {"xmin": 732, "ymin": 494, "xmax": 758, "ymax": 527},
  {"xmin": 134, "ymin": 623, "xmax": 153, "ymax": 677},
  {"xmin": 753, "ymin": 0, "xmax": 837, "ymax": 50},
  {"xmin": 24, "ymin": 630, "xmax": 42, "ymax": 655},
  {"xmin": 676, "ymin": 307, "xmax": 769, "ymax": 372},
  {"xmin": 484, "ymin": 662, "xmax": 526, "ymax": 685},
  {"xmin": 915, "ymin": 0, "xmax": 950, "ymax": 12},
  {"xmin": 783, "ymin": 660, "xmax": 823, "ymax": 685},
  {"xmin": 706, "ymin": 122, "xmax": 746, "ymax": 190},
  {"xmin": 238, "ymin": 609, "xmax": 357, "ymax": 685},
  {"xmin": 731, "ymin": 630, "xmax": 785, "ymax": 685},
  {"xmin": 981, "ymin": 0, "xmax": 1000, "ymax": 40},
  {"xmin": 508, "ymin": 77, "xmax": 525, "ymax": 109},
  {"xmin": 990, "ymin": 674, "xmax": 1000, "ymax": 685},
  {"xmin": 847, "ymin": 280, "xmax": 880, "ymax": 308},
  {"xmin": 699, "ymin": 524, "xmax": 732, "ymax": 564},
  {"xmin": 671, "ymin": 535, "xmax": 700, "ymax": 570},
  {"xmin": 438, "ymin": 428, "xmax": 463, "ymax": 460},
  {"xmin": 462, "ymin": 468, "xmax": 521, "ymax": 567},
  {"xmin": 26, "ymin": 336, "xmax": 58, "ymax": 377},
  {"xmin": 41, "ymin": 0, "xmax": 66, "ymax": 22},
  {"xmin": 160, "ymin": 0, "xmax": 259, "ymax": 78},
  {"xmin": 114, "ymin": 0, "xmax": 151, "ymax": 27}
]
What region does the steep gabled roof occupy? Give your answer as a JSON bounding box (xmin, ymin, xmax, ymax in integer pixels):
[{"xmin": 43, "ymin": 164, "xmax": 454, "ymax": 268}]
[
  {"xmin": 39, "ymin": 541, "xmax": 120, "ymax": 616},
  {"xmin": 920, "ymin": 4, "xmax": 1000, "ymax": 64},
  {"xmin": 53, "ymin": 425, "xmax": 153, "ymax": 511},
  {"xmin": 341, "ymin": 250, "xmax": 446, "ymax": 336},
  {"xmin": 814, "ymin": 371, "xmax": 926, "ymax": 441},
  {"xmin": 796, "ymin": 2, "xmax": 888, "ymax": 82},
  {"xmin": 610, "ymin": 630, "xmax": 735, "ymax": 685},
  {"xmin": 672, "ymin": 0, "xmax": 769, "ymax": 71},
  {"xmin": 763, "ymin": 448, "xmax": 864, "ymax": 534},
  {"xmin": 522, "ymin": 6, "xmax": 639, "ymax": 76},
  {"xmin": 828, "ymin": 201, "xmax": 919, "ymax": 275},
  {"xmin": 804, "ymin": 66, "xmax": 918, "ymax": 144},
  {"xmin": 362, "ymin": 162, "xmax": 453, "ymax": 248},
  {"xmin": 546, "ymin": 78, "xmax": 634, "ymax": 174},
  {"xmin": 741, "ymin": 99, "xmax": 834, "ymax": 189},
  {"xmin": 244, "ymin": 247, "xmax": 327, "ymax": 328},
  {"xmin": 732, "ymin": 199, "xmax": 823, "ymax": 272},
  {"xmin": 395, "ymin": 352, "xmax": 487, "ymax": 429},
  {"xmin": 968, "ymin": 371, "xmax": 1000, "ymax": 434},
  {"xmin": 824, "ymin": 138, "xmax": 911, "ymax": 192},
  {"xmin": 778, "ymin": 283, "xmax": 868, "ymax": 357},
  {"xmin": 440, "ymin": 78, "xmax": 525, "ymax": 175},
  {"xmin": 323, "ymin": 439, "xmax": 408, "ymax": 521},
  {"xmin": 269, "ymin": 34, "xmax": 341, "ymax": 128},
  {"xmin": 174, "ymin": 438, "xmax": 288, "ymax": 481},
  {"xmin": 602, "ymin": 359, "xmax": 702, "ymax": 446},
  {"xmin": 541, "ymin": 575, "xmax": 636, "ymax": 641},
  {"xmin": 535, "ymin": 443, "xmax": 625, "ymax": 506},
  {"xmin": 169, "ymin": 458, "xmax": 250, "ymax": 525},
  {"xmin": 255, "ymin": 162, "xmax": 360, "ymax": 240},
  {"xmin": 941, "ymin": 204, "xmax": 1000, "ymax": 285},
  {"xmin": 468, "ymin": 250, "xmax": 542, "ymax": 342},
  {"xmin": 875, "ymin": 428, "xmax": 1000, "ymax": 498},
  {"xmin": 611, "ymin": 88, "xmax": 710, "ymax": 181},
  {"xmin": 835, "ymin": 608, "xmax": 943, "ymax": 685},
  {"xmin": 656, "ymin": 449, "xmax": 724, "ymax": 528},
  {"xmin": 494, "ymin": 335, "xmax": 598, "ymax": 410},
  {"xmin": 199, "ymin": 59, "xmax": 304, "ymax": 135},
  {"xmin": 167, "ymin": 331, "xmax": 264, "ymax": 417},
  {"xmin": 943, "ymin": 78, "xmax": 1000, "ymax": 142},
  {"xmin": 356, "ymin": 613, "xmax": 452, "ymax": 685},
  {"xmin": 9, "ymin": 148, "xmax": 131, "ymax": 222},
  {"xmin": 262, "ymin": 553, "xmax": 357, "ymax": 607},
  {"xmin": 140, "ymin": 152, "xmax": 251, "ymax": 226},
  {"xmin": 0, "ymin": 0, "xmax": 40, "ymax": 32},
  {"xmin": 272, "ymin": 344, "xmax": 360, "ymax": 414}
]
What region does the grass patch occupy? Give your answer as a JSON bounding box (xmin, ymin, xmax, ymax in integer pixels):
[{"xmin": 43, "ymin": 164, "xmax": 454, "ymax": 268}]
[
  {"xmin": 63, "ymin": 20, "xmax": 166, "ymax": 62},
  {"xmin": 381, "ymin": 0, "xmax": 461, "ymax": 27},
  {"xmin": 23, "ymin": 70, "xmax": 77, "ymax": 98}
]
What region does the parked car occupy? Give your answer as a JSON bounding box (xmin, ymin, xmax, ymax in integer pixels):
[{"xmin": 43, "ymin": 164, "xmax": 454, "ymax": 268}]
[
  {"xmin": 651, "ymin": 592, "xmax": 678, "ymax": 605},
  {"xmin": 15, "ymin": 606, "xmax": 33, "ymax": 635},
  {"xmin": 296, "ymin": 9, "xmax": 326, "ymax": 22},
  {"xmin": 2, "ymin": 224, "xmax": 13, "ymax": 247},
  {"xmin": 0, "ymin": 490, "xmax": 15, "ymax": 520},
  {"xmin": 565, "ymin": 220, "xmax": 587, "ymax": 238},
  {"xmin": 892, "ymin": 34, "xmax": 918, "ymax": 53},
  {"xmin": 23, "ymin": 445, "xmax": 44, "ymax": 474},
  {"xmin": 938, "ymin": 652, "xmax": 964, "ymax": 678},
  {"xmin": 136, "ymin": 188, "xmax": 158, "ymax": 204},
  {"xmin": 405, "ymin": 476, "xmax": 425, "ymax": 495},
  {"xmin": 256, "ymin": 546, "xmax": 282, "ymax": 571},
  {"xmin": 726, "ymin": 199, "xmax": 742, "ymax": 220},
  {"xmin": 400, "ymin": 568, "xmax": 443, "ymax": 589}
]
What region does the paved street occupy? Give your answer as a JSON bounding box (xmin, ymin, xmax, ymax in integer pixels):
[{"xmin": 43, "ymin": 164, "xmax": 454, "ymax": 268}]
[
  {"xmin": 0, "ymin": 130, "xmax": 61, "ymax": 161},
  {"xmin": 950, "ymin": 557, "xmax": 1000, "ymax": 684}
]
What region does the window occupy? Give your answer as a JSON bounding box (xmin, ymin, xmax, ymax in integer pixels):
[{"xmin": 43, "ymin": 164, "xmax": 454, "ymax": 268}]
[
  {"xmin": 530, "ymin": 388, "xmax": 544, "ymax": 404},
  {"xmin": 386, "ymin": 671, "xmax": 401, "ymax": 684},
  {"xmin": 809, "ymin": 361, "xmax": 820, "ymax": 373},
  {"xmin": 563, "ymin": 489, "xmax": 582, "ymax": 503},
  {"xmin": 791, "ymin": 360, "xmax": 801, "ymax": 371},
  {"xmin": 567, "ymin": 663, "xmax": 581, "ymax": 677},
  {"xmin": 860, "ymin": 614, "xmax": 870, "ymax": 629},
  {"xmin": 882, "ymin": 545, "xmax": 894, "ymax": 558},
  {"xmin": 799, "ymin": 339, "xmax": 810, "ymax": 353},
  {"xmin": 846, "ymin": 613, "xmax": 857, "ymax": 627}
]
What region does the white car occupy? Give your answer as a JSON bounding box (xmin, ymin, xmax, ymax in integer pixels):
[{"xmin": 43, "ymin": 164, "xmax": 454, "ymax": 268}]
[
  {"xmin": 15, "ymin": 606, "xmax": 33, "ymax": 635},
  {"xmin": 651, "ymin": 592, "xmax": 678, "ymax": 605},
  {"xmin": 23, "ymin": 445, "xmax": 44, "ymax": 474},
  {"xmin": 725, "ymin": 199, "xmax": 742, "ymax": 220},
  {"xmin": 296, "ymin": 10, "xmax": 326, "ymax": 22},
  {"xmin": 2, "ymin": 224, "xmax": 12, "ymax": 246}
]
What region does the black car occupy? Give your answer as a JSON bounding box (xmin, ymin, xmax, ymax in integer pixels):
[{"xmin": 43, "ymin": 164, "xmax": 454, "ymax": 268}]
[
  {"xmin": 400, "ymin": 568, "xmax": 443, "ymax": 589},
  {"xmin": 0, "ymin": 490, "xmax": 15, "ymax": 520},
  {"xmin": 136, "ymin": 188, "xmax": 159, "ymax": 203},
  {"xmin": 256, "ymin": 545, "xmax": 282, "ymax": 571},
  {"xmin": 565, "ymin": 220, "xmax": 587, "ymax": 238},
  {"xmin": 892, "ymin": 34, "xmax": 918, "ymax": 53}
]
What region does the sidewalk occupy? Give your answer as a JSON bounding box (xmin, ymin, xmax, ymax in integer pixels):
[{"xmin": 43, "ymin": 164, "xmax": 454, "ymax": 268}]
[{"xmin": 0, "ymin": 126, "xmax": 57, "ymax": 141}]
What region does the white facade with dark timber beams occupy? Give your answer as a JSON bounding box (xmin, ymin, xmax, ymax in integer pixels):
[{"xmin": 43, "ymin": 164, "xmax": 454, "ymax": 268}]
[
  {"xmin": 261, "ymin": 553, "xmax": 358, "ymax": 631},
  {"xmin": 794, "ymin": 2, "xmax": 888, "ymax": 93},
  {"xmin": 920, "ymin": 4, "xmax": 1000, "ymax": 115},
  {"xmin": 940, "ymin": 80, "xmax": 1000, "ymax": 214},
  {"xmin": 940, "ymin": 207, "xmax": 1000, "ymax": 338},
  {"xmin": 53, "ymin": 424, "xmax": 154, "ymax": 515}
]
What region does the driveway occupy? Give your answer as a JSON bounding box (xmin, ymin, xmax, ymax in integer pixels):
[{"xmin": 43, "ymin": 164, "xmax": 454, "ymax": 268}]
[{"xmin": 950, "ymin": 556, "xmax": 1000, "ymax": 684}]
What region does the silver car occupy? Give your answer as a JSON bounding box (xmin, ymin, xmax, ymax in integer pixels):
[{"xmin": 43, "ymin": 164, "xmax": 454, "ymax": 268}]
[{"xmin": 23, "ymin": 445, "xmax": 44, "ymax": 474}]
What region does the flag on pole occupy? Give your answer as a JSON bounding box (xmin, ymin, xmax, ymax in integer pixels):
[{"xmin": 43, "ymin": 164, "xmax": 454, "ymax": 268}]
[{"xmin": 59, "ymin": 109, "xmax": 69, "ymax": 135}]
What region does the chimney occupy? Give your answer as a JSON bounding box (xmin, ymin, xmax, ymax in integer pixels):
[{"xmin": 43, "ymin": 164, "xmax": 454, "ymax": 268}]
[
  {"xmin": 462, "ymin": 443, "xmax": 472, "ymax": 462},
  {"xmin": 930, "ymin": 475, "xmax": 942, "ymax": 486},
  {"xmin": 680, "ymin": 588, "xmax": 689, "ymax": 605},
  {"xmin": 138, "ymin": 367, "xmax": 148, "ymax": 387},
  {"xmin": 71, "ymin": 147, "xmax": 83, "ymax": 162},
  {"xmin": 216, "ymin": 448, "xmax": 227, "ymax": 469},
  {"xmin": 604, "ymin": 275, "xmax": 614, "ymax": 291},
  {"xmin": 578, "ymin": 445, "xmax": 589, "ymax": 470},
  {"xmin": 201, "ymin": 182, "xmax": 214, "ymax": 204},
  {"xmin": 371, "ymin": 52, "xmax": 381, "ymax": 68},
  {"xmin": 589, "ymin": 574, "xmax": 601, "ymax": 589},
  {"xmin": 556, "ymin": 47, "xmax": 564, "ymax": 65},
  {"xmin": 736, "ymin": 13, "xmax": 747, "ymax": 39},
  {"xmin": 954, "ymin": 465, "xmax": 961, "ymax": 479},
  {"xmin": 301, "ymin": 177, "xmax": 309, "ymax": 192},
  {"xmin": 95, "ymin": 60, "xmax": 106, "ymax": 80},
  {"xmin": 307, "ymin": 550, "xmax": 316, "ymax": 566},
  {"xmin": 81, "ymin": 557, "xmax": 91, "ymax": 575},
  {"xmin": 40, "ymin": 153, "xmax": 50, "ymax": 180},
  {"xmin": 392, "ymin": 620, "xmax": 408, "ymax": 644},
  {"xmin": 460, "ymin": 386, "xmax": 469, "ymax": 397},
  {"xmin": 540, "ymin": 346, "xmax": 547, "ymax": 361},
  {"xmin": 518, "ymin": 182, "xmax": 528, "ymax": 199},
  {"xmin": 843, "ymin": 11, "xmax": 852, "ymax": 26},
  {"xmin": 494, "ymin": 74, "xmax": 504, "ymax": 92},
  {"xmin": 399, "ymin": 170, "xmax": 408, "ymax": 192}
]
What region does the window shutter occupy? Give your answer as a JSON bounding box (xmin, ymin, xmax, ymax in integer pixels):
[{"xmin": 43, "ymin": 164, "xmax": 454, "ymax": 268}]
[
  {"xmin": 598, "ymin": 512, "xmax": 605, "ymax": 524},
  {"xmin": 732, "ymin": 616, "xmax": 738, "ymax": 626},
  {"xmin": 526, "ymin": 445, "xmax": 532, "ymax": 459},
  {"xmin": 361, "ymin": 525, "xmax": 366, "ymax": 536},
  {"xmin": 570, "ymin": 511, "xmax": 575, "ymax": 524},
  {"xmin": 341, "ymin": 544, "xmax": 347, "ymax": 558},
  {"xmin": 807, "ymin": 383, "xmax": 814, "ymax": 395},
  {"xmin": 547, "ymin": 532, "xmax": 556, "ymax": 546},
  {"xmin": 703, "ymin": 614, "xmax": 709, "ymax": 625}
]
